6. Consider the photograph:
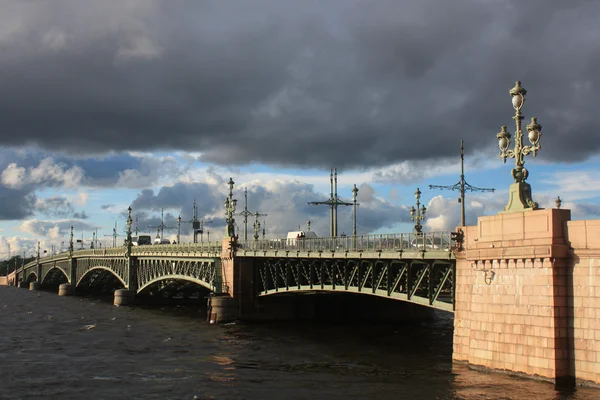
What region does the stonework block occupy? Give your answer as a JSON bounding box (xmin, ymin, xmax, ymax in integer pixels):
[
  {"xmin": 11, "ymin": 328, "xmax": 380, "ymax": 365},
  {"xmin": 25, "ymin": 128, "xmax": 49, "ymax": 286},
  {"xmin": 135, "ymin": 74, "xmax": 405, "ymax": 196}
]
[{"xmin": 453, "ymin": 210, "xmax": 600, "ymax": 385}]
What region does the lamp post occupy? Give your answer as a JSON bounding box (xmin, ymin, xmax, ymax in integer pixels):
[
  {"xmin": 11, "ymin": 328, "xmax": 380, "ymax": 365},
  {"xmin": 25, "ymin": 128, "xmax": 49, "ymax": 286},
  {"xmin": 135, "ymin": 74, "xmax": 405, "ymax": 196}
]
[
  {"xmin": 224, "ymin": 178, "xmax": 237, "ymax": 238},
  {"xmin": 352, "ymin": 184, "xmax": 359, "ymax": 237},
  {"xmin": 177, "ymin": 215, "xmax": 182, "ymax": 244},
  {"xmin": 126, "ymin": 206, "xmax": 133, "ymax": 257},
  {"xmin": 253, "ymin": 212, "xmax": 261, "ymax": 241},
  {"xmin": 496, "ymin": 81, "xmax": 542, "ymax": 212},
  {"xmin": 410, "ymin": 188, "xmax": 426, "ymax": 234},
  {"xmin": 69, "ymin": 226, "xmax": 74, "ymax": 257}
]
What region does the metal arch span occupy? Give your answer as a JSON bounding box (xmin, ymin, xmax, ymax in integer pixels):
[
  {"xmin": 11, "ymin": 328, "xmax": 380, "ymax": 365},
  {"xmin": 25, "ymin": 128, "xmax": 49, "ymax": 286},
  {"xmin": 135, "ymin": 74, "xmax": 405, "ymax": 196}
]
[
  {"xmin": 25, "ymin": 272, "xmax": 38, "ymax": 283},
  {"xmin": 75, "ymin": 258, "xmax": 128, "ymax": 287},
  {"xmin": 76, "ymin": 266, "xmax": 127, "ymax": 288},
  {"xmin": 41, "ymin": 266, "xmax": 69, "ymax": 285},
  {"xmin": 137, "ymin": 274, "xmax": 214, "ymax": 294},
  {"xmin": 257, "ymin": 258, "xmax": 455, "ymax": 312},
  {"xmin": 136, "ymin": 258, "xmax": 218, "ymax": 294},
  {"xmin": 40, "ymin": 260, "xmax": 71, "ymax": 284}
]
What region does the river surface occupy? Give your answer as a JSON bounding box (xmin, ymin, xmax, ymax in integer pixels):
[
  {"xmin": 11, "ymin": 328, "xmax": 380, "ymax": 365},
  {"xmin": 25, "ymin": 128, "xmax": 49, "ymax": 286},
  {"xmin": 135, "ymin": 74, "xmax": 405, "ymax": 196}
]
[{"xmin": 1, "ymin": 286, "xmax": 598, "ymax": 400}]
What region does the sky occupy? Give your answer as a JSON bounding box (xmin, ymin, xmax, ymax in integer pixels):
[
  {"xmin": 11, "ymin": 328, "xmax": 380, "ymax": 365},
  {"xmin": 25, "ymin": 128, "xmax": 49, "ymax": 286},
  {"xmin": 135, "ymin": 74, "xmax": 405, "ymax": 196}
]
[{"xmin": 1, "ymin": 0, "xmax": 600, "ymax": 260}]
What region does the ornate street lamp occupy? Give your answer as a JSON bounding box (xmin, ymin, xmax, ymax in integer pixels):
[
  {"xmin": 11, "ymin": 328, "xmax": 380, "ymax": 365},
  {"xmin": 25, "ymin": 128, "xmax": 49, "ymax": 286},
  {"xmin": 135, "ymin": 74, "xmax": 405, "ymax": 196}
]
[
  {"xmin": 352, "ymin": 184, "xmax": 359, "ymax": 237},
  {"xmin": 496, "ymin": 81, "xmax": 542, "ymax": 212},
  {"xmin": 177, "ymin": 215, "xmax": 182, "ymax": 244},
  {"xmin": 126, "ymin": 206, "xmax": 133, "ymax": 256},
  {"xmin": 69, "ymin": 226, "xmax": 74, "ymax": 256},
  {"xmin": 410, "ymin": 188, "xmax": 426, "ymax": 234},
  {"xmin": 224, "ymin": 178, "xmax": 237, "ymax": 238},
  {"xmin": 253, "ymin": 212, "xmax": 261, "ymax": 241}
]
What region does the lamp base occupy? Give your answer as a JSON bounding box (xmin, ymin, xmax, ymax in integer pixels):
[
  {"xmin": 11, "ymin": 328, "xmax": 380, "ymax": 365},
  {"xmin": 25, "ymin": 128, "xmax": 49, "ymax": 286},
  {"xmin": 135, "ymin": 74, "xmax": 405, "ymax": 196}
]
[{"xmin": 502, "ymin": 182, "xmax": 540, "ymax": 213}]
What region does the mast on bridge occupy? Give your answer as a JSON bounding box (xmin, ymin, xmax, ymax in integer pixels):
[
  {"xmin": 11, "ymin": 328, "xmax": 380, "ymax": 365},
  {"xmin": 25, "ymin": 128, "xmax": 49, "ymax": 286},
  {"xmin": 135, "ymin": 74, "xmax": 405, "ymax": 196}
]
[
  {"xmin": 189, "ymin": 199, "xmax": 212, "ymax": 243},
  {"xmin": 308, "ymin": 169, "xmax": 354, "ymax": 237},
  {"xmin": 147, "ymin": 208, "xmax": 175, "ymax": 241},
  {"xmin": 429, "ymin": 140, "xmax": 495, "ymax": 227},
  {"xmin": 238, "ymin": 187, "xmax": 267, "ymax": 241},
  {"xmin": 104, "ymin": 222, "xmax": 120, "ymax": 247},
  {"xmin": 239, "ymin": 188, "xmax": 253, "ymax": 241}
]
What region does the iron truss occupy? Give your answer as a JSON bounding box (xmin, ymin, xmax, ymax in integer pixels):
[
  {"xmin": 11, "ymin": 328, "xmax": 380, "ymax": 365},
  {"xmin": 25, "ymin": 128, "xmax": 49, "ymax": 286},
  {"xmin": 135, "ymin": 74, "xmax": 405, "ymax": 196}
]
[
  {"xmin": 75, "ymin": 257, "xmax": 128, "ymax": 286},
  {"xmin": 40, "ymin": 260, "xmax": 71, "ymax": 284},
  {"xmin": 257, "ymin": 257, "xmax": 455, "ymax": 312},
  {"xmin": 136, "ymin": 257, "xmax": 218, "ymax": 294}
]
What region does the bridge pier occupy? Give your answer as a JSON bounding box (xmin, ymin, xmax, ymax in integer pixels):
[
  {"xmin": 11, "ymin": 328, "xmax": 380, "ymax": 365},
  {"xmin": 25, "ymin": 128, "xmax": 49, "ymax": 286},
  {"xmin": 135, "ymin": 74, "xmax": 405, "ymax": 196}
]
[
  {"xmin": 207, "ymin": 295, "xmax": 238, "ymax": 323},
  {"xmin": 18, "ymin": 280, "xmax": 28, "ymax": 289},
  {"xmin": 453, "ymin": 208, "xmax": 583, "ymax": 385},
  {"xmin": 114, "ymin": 289, "xmax": 135, "ymax": 306},
  {"xmin": 29, "ymin": 282, "xmax": 40, "ymax": 291},
  {"xmin": 58, "ymin": 283, "xmax": 75, "ymax": 296}
]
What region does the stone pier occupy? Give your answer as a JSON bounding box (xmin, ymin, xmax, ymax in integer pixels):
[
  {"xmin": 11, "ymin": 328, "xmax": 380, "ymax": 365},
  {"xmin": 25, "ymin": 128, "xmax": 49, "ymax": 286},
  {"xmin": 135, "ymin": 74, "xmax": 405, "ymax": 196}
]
[{"xmin": 453, "ymin": 208, "xmax": 600, "ymax": 386}]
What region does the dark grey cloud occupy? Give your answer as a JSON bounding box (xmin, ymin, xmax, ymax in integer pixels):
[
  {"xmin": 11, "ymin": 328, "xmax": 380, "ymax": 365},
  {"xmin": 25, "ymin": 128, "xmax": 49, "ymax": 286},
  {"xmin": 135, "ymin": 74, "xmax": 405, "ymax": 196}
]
[
  {"xmin": 0, "ymin": 1, "xmax": 597, "ymax": 169},
  {"xmin": 131, "ymin": 182, "xmax": 218, "ymax": 215},
  {"xmin": 101, "ymin": 204, "xmax": 115, "ymax": 210},
  {"xmin": 130, "ymin": 182, "xmax": 221, "ymax": 236},
  {"xmin": 0, "ymin": 187, "xmax": 37, "ymax": 220}
]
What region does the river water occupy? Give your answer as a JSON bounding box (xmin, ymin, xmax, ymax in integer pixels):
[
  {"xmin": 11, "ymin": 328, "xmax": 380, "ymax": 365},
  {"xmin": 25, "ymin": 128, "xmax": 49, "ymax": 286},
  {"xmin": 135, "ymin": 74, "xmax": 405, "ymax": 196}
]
[{"xmin": 0, "ymin": 286, "xmax": 598, "ymax": 400}]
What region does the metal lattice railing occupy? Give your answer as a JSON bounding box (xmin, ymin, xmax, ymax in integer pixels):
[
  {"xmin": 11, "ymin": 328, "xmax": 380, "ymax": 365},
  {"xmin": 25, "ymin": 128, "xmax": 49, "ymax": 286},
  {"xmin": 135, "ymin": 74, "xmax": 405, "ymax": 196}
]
[
  {"xmin": 238, "ymin": 232, "xmax": 452, "ymax": 253},
  {"xmin": 131, "ymin": 241, "xmax": 222, "ymax": 255}
]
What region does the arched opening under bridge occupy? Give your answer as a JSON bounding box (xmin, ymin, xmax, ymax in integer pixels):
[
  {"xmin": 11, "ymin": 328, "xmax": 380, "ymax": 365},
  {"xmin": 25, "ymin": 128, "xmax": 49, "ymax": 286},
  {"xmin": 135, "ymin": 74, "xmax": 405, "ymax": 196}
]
[
  {"xmin": 250, "ymin": 291, "xmax": 447, "ymax": 324},
  {"xmin": 137, "ymin": 276, "xmax": 213, "ymax": 306}
]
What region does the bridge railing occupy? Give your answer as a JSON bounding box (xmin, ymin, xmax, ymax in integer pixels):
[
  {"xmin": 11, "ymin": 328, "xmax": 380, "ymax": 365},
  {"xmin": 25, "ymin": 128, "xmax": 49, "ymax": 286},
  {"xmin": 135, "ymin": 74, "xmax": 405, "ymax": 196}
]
[
  {"xmin": 131, "ymin": 241, "xmax": 222, "ymax": 254},
  {"xmin": 238, "ymin": 232, "xmax": 452, "ymax": 253}
]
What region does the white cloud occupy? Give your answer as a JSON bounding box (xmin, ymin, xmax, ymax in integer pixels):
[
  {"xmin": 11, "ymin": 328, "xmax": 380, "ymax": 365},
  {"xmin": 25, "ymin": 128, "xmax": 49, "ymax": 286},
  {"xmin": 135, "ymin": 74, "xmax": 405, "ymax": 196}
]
[
  {"xmin": 1, "ymin": 157, "xmax": 84, "ymax": 189},
  {"xmin": 74, "ymin": 192, "xmax": 89, "ymax": 206},
  {"xmin": 538, "ymin": 170, "xmax": 600, "ymax": 201},
  {"xmin": 20, "ymin": 219, "xmax": 97, "ymax": 238},
  {"xmin": 1, "ymin": 163, "xmax": 26, "ymax": 188}
]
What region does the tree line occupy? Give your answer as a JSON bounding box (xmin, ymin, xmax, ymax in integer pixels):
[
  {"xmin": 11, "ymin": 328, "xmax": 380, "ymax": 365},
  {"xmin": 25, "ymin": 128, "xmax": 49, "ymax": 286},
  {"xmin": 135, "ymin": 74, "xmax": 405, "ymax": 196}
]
[{"xmin": 0, "ymin": 256, "xmax": 37, "ymax": 276}]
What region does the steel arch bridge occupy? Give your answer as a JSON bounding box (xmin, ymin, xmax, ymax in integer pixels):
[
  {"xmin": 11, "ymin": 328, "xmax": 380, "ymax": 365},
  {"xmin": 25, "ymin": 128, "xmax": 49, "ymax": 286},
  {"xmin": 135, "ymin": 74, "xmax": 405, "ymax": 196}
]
[
  {"xmin": 16, "ymin": 243, "xmax": 223, "ymax": 296},
  {"xmin": 255, "ymin": 257, "xmax": 454, "ymax": 312},
  {"xmin": 12, "ymin": 231, "xmax": 458, "ymax": 312}
]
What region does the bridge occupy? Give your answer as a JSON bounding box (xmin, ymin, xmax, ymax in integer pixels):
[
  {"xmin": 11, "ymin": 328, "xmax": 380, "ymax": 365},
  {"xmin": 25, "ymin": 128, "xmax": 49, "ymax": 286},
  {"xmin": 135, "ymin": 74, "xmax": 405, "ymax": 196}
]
[
  {"xmin": 7, "ymin": 231, "xmax": 457, "ymax": 314},
  {"xmin": 7, "ymin": 206, "xmax": 600, "ymax": 387}
]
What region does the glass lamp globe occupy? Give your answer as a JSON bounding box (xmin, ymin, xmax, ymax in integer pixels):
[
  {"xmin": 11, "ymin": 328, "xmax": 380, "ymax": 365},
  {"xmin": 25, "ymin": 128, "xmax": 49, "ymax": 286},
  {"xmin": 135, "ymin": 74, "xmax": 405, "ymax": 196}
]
[
  {"xmin": 511, "ymin": 94, "xmax": 524, "ymax": 109},
  {"xmin": 498, "ymin": 137, "xmax": 508, "ymax": 150},
  {"xmin": 528, "ymin": 129, "xmax": 539, "ymax": 144}
]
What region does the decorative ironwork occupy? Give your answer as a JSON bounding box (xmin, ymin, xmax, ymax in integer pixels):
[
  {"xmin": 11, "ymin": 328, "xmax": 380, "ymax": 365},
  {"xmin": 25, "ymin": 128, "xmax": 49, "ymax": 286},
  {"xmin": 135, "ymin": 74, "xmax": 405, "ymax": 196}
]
[
  {"xmin": 256, "ymin": 257, "xmax": 455, "ymax": 311},
  {"xmin": 308, "ymin": 169, "xmax": 354, "ymax": 237},
  {"xmin": 496, "ymin": 81, "xmax": 543, "ymax": 211},
  {"xmin": 239, "ymin": 231, "xmax": 453, "ymax": 254},
  {"xmin": 136, "ymin": 257, "xmax": 218, "ymax": 293},
  {"xmin": 429, "ymin": 140, "xmax": 494, "ymax": 226},
  {"xmin": 410, "ymin": 188, "xmax": 426, "ymax": 234},
  {"xmin": 75, "ymin": 257, "xmax": 128, "ymax": 286},
  {"xmin": 224, "ymin": 178, "xmax": 237, "ymax": 238}
]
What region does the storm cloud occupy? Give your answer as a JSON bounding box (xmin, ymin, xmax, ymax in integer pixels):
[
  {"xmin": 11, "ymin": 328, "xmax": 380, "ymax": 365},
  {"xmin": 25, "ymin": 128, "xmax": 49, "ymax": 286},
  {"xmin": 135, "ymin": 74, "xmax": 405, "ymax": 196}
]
[{"xmin": 0, "ymin": 0, "xmax": 598, "ymax": 169}]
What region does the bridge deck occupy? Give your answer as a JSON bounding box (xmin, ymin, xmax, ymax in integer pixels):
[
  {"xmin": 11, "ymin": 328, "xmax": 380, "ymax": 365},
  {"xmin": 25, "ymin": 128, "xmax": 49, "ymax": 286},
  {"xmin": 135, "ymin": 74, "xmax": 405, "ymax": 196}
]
[{"xmin": 237, "ymin": 232, "xmax": 456, "ymax": 260}]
